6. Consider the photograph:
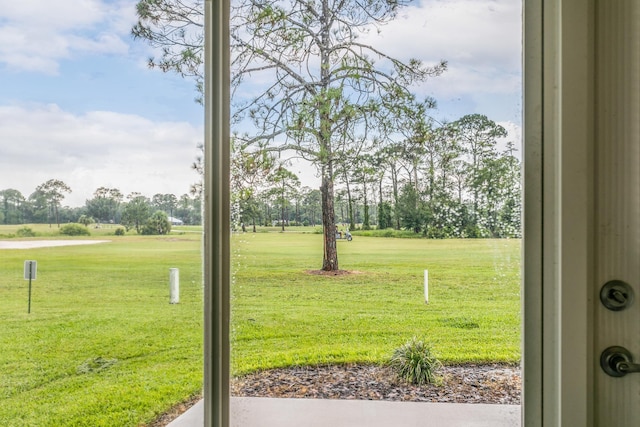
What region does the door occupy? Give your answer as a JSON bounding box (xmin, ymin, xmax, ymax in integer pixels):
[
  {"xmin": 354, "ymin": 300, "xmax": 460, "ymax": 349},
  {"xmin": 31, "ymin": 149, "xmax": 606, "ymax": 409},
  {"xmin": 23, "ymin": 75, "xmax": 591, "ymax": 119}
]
[
  {"xmin": 204, "ymin": 0, "xmax": 640, "ymax": 426},
  {"xmin": 525, "ymin": 0, "xmax": 640, "ymax": 425},
  {"xmin": 594, "ymin": 0, "xmax": 640, "ymax": 425}
]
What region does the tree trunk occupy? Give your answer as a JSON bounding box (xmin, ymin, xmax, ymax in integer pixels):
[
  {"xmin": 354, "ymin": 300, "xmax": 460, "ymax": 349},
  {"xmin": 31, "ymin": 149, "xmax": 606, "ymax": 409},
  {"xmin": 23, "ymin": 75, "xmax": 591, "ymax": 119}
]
[
  {"xmin": 362, "ymin": 181, "xmax": 370, "ymax": 229},
  {"xmin": 378, "ymin": 177, "xmax": 384, "ymax": 229},
  {"xmin": 428, "ymin": 151, "xmax": 435, "ymax": 201},
  {"xmin": 54, "ymin": 204, "xmax": 60, "ymax": 227},
  {"xmin": 391, "ymin": 167, "xmax": 401, "ymax": 230},
  {"xmin": 319, "ymin": 0, "xmax": 338, "ymax": 271},
  {"xmin": 281, "ymin": 180, "xmax": 286, "ymax": 231},
  {"xmin": 344, "ymin": 175, "xmax": 355, "ymax": 231},
  {"xmin": 321, "ymin": 175, "xmax": 338, "ymax": 271}
]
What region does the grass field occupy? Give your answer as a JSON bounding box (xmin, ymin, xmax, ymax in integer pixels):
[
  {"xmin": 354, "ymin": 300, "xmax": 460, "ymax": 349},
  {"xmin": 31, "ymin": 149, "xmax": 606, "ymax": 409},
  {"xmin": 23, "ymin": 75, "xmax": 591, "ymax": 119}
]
[
  {"xmin": 0, "ymin": 226, "xmax": 203, "ymax": 427},
  {"xmin": 231, "ymin": 233, "xmax": 521, "ymax": 374},
  {"xmin": 0, "ymin": 224, "xmax": 521, "ymax": 426}
]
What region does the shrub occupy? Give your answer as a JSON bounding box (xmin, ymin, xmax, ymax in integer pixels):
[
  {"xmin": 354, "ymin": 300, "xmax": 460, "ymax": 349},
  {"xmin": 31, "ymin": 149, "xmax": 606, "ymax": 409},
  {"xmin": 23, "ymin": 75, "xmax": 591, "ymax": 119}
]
[
  {"xmin": 390, "ymin": 337, "xmax": 441, "ymax": 385},
  {"xmin": 78, "ymin": 215, "xmax": 95, "ymax": 227},
  {"xmin": 114, "ymin": 228, "xmax": 126, "ymax": 236},
  {"xmin": 16, "ymin": 227, "xmax": 36, "ymax": 237},
  {"xmin": 60, "ymin": 223, "xmax": 91, "ymax": 236},
  {"xmin": 141, "ymin": 211, "xmax": 172, "ymax": 235},
  {"xmin": 351, "ymin": 229, "xmax": 422, "ymax": 239}
]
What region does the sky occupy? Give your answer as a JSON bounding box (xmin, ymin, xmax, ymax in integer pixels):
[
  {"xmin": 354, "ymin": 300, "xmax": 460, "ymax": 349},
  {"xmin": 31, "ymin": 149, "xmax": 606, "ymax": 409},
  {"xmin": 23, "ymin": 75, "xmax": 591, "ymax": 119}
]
[{"xmin": 0, "ymin": 0, "xmax": 521, "ymax": 208}]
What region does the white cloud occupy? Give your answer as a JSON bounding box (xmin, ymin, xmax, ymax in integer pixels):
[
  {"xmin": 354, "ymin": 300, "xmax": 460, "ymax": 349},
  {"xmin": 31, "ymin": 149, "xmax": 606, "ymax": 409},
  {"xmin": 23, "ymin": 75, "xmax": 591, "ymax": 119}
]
[
  {"xmin": 0, "ymin": 104, "xmax": 202, "ymax": 206},
  {"xmin": 0, "ymin": 0, "xmax": 522, "ymax": 203},
  {"xmin": 361, "ymin": 0, "xmax": 522, "ymax": 99},
  {"xmin": 496, "ymin": 120, "xmax": 522, "ymax": 156},
  {"xmin": 0, "ymin": 0, "xmax": 135, "ymax": 74},
  {"xmin": 0, "ymin": 0, "xmax": 104, "ymax": 28},
  {"xmin": 231, "ymin": 0, "xmax": 521, "ymax": 125}
]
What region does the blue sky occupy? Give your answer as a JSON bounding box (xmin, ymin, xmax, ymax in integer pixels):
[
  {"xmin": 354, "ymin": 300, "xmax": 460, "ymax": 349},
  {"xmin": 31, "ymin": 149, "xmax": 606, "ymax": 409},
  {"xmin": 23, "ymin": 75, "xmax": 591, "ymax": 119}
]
[{"xmin": 0, "ymin": 0, "xmax": 521, "ymax": 207}]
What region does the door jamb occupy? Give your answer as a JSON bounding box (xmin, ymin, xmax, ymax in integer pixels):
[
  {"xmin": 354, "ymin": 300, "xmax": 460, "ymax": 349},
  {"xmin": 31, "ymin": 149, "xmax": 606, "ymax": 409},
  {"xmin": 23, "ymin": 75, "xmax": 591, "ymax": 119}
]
[{"xmin": 524, "ymin": 0, "xmax": 595, "ymax": 425}]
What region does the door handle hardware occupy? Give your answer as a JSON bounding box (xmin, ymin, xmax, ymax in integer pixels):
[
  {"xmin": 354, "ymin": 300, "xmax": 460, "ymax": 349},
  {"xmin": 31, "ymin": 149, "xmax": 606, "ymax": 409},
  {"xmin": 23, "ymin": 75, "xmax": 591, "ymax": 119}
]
[
  {"xmin": 600, "ymin": 280, "xmax": 634, "ymax": 311},
  {"xmin": 601, "ymin": 346, "xmax": 640, "ymax": 377}
]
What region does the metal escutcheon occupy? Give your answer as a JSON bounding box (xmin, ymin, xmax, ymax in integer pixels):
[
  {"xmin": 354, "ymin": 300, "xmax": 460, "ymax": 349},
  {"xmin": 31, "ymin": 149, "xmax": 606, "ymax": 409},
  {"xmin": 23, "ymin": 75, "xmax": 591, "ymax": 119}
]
[
  {"xmin": 600, "ymin": 280, "xmax": 634, "ymax": 311},
  {"xmin": 601, "ymin": 346, "xmax": 640, "ymax": 377}
]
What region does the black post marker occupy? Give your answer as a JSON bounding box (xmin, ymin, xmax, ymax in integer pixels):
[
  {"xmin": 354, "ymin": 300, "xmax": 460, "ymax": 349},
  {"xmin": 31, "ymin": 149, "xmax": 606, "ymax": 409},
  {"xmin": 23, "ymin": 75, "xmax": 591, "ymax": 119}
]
[{"xmin": 28, "ymin": 261, "xmax": 33, "ymax": 314}]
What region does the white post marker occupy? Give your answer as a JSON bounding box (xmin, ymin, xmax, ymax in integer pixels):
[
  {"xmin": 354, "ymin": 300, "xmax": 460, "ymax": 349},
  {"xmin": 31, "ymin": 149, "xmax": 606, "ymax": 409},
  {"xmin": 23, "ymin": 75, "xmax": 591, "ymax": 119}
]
[
  {"xmin": 24, "ymin": 260, "xmax": 37, "ymax": 280},
  {"xmin": 424, "ymin": 269, "xmax": 429, "ymax": 304},
  {"xmin": 170, "ymin": 268, "xmax": 180, "ymax": 304}
]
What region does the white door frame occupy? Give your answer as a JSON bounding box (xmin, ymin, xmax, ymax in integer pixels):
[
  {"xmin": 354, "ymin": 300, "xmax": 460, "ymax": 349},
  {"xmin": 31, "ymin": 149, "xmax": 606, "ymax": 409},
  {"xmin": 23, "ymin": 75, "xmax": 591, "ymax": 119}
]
[
  {"xmin": 203, "ymin": 1, "xmax": 231, "ymax": 426},
  {"xmin": 203, "ymin": 0, "xmax": 602, "ymax": 426},
  {"xmin": 527, "ymin": 0, "xmax": 640, "ymax": 425},
  {"xmin": 524, "ymin": 0, "xmax": 595, "ymax": 425}
]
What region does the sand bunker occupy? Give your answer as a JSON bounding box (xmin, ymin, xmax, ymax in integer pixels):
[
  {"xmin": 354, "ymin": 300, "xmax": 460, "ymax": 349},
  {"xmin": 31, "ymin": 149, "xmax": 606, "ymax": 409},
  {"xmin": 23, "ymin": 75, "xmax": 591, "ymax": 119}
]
[{"xmin": 0, "ymin": 240, "xmax": 110, "ymax": 249}]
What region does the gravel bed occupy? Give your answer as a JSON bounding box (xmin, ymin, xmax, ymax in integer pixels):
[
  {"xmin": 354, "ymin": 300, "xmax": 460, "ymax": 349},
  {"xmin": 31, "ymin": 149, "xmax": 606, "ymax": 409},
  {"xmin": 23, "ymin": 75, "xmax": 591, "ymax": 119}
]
[
  {"xmin": 149, "ymin": 364, "xmax": 520, "ymax": 426},
  {"xmin": 231, "ymin": 363, "xmax": 521, "ymax": 404}
]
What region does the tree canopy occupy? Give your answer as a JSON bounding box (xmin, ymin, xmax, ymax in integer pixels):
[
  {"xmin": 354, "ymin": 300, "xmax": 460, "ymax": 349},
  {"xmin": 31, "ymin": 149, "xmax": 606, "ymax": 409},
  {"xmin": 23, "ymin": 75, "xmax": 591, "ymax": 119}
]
[
  {"xmin": 133, "ymin": 0, "xmax": 446, "ymax": 270},
  {"xmin": 35, "ymin": 179, "xmax": 72, "ymax": 227}
]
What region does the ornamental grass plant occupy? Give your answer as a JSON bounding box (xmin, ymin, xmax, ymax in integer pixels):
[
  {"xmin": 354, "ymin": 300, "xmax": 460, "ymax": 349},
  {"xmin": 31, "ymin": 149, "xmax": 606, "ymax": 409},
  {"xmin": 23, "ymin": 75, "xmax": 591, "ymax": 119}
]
[{"xmin": 390, "ymin": 337, "xmax": 442, "ymax": 385}]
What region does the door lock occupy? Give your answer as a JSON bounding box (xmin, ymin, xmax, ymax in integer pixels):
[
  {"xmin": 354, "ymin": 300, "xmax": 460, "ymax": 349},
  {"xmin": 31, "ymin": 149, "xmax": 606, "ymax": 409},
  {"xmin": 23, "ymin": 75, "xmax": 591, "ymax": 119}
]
[
  {"xmin": 600, "ymin": 280, "xmax": 634, "ymax": 311},
  {"xmin": 601, "ymin": 346, "xmax": 640, "ymax": 377}
]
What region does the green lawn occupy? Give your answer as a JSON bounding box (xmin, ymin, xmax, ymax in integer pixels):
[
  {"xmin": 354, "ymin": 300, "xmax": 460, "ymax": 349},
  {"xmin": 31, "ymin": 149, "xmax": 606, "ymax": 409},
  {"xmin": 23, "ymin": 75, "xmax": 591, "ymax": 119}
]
[
  {"xmin": 0, "ymin": 226, "xmax": 521, "ymax": 426},
  {"xmin": 0, "ymin": 231, "xmax": 203, "ymax": 427},
  {"xmin": 231, "ymin": 233, "xmax": 521, "ymax": 374}
]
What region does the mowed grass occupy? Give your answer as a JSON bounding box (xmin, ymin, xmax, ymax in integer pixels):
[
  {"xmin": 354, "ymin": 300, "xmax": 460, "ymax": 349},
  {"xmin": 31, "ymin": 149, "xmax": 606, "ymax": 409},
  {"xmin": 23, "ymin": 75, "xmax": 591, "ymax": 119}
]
[
  {"xmin": 0, "ymin": 229, "xmax": 203, "ymax": 427},
  {"xmin": 0, "ymin": 225, "xmax": 521, "ymax": 426},
  {"xmin": 231, "ymin": 233, "xmax": 521, "ymax": 375}
]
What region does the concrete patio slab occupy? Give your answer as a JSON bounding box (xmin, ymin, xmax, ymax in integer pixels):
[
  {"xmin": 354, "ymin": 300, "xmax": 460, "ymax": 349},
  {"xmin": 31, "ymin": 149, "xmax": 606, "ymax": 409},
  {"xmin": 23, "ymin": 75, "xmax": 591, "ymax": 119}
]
[{"xmin": 168, "ymin": 398, "xmax": 521, "ymax": 427}]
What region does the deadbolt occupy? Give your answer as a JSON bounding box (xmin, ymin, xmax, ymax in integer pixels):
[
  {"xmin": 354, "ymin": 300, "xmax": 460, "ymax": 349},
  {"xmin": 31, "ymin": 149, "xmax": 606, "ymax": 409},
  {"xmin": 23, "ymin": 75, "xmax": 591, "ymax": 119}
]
[
  {"xmin": 601, "ymin": 346, "xmax": 640, "ymax": 377},
  {"xmin": 600, "ymin": 280, "xmax": 634, "ymax": 311}
]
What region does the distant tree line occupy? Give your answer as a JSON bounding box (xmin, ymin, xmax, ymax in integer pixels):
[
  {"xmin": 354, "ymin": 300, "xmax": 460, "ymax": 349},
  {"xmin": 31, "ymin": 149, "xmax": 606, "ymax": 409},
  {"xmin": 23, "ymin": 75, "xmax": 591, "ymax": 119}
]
[
  {"xmin": 236, "ymin": 114, "xmax": 521, "ymax": 239},
  {"xmin": 0, "ymin": 181, "xmax": 202, "ymax": 231},
  {"xmin": 3, "ymin": 111, "xmax": 519, "ymax": 241}
]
